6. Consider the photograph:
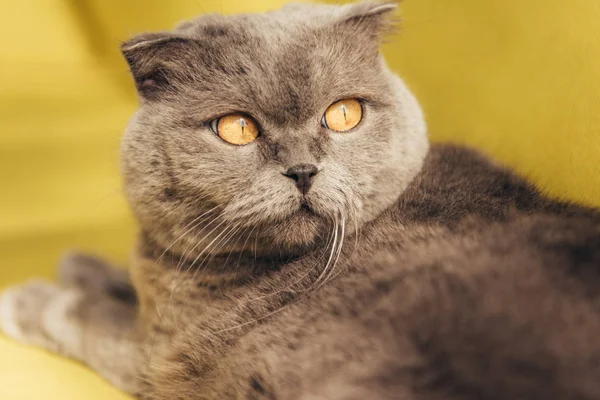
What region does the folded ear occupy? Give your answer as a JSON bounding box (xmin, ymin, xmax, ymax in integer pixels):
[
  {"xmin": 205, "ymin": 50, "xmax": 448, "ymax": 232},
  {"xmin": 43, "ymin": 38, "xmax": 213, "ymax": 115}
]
[
  {"xmin": 336, "ymin": 1, "xmax": 399, "ymax": 42},
  {"xmin": 121, "ymin": 32, "xmax": 197, "ymax": 101}
]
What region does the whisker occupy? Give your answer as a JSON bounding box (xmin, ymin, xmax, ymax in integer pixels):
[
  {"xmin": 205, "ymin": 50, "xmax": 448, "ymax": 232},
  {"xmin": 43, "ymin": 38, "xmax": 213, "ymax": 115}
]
[
  {"xmin": 250, "ymin": 219, "xmax": 336, "ymax": 302},
  {"xmin": 151, "ymin": 206, "xmax": 220, "ymax": 322},
  {"xmin": 213, "ymin": 214, "xmax": 348, "ymax": 335},
  {"xmin": 193, "ymin": 222, "xmax": 244, "ymax": 279},
  {"xmin": 312, "ymin": 216, "xmax": 339, "ymax": 288},
  {"xmin": 158, "ymin": 205, "xmax": 220, "ymax": 265},
  {"xmin": 162, "ymin": 215, "xmax": 231, "ymax": 327},
  {"xmin": 233, "ymin": 223, "xmax": 259, "ymax": 285},
  {"xmin": 186, "ymin": 220, "xmax": 238, "ymax": 278},
  {"xmin": 172, "ymin": 210, "xmax": 224, "ymax": 276},
  {"xmin": 173, "ymin": 222, "xmax": 244, "ymax": 324},
  {"xmin": 317, "ymin": 215, "xmax": 345, "ymax": 291}
]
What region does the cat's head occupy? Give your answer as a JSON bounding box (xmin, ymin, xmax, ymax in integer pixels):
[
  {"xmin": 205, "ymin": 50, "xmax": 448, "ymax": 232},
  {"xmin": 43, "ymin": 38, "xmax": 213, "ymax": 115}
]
[{"xmin": 120, "ymin": 1, "xmax": 428, "ymax": 257}]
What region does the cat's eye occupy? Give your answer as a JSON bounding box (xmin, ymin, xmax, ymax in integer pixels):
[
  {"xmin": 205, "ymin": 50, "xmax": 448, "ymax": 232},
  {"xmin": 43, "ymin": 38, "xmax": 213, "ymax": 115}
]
[
  {"xmin": 321, "ymin": 98, "xmax": 363, "ymax": 132},
  {"xmin": 210, "ymin": 113, "xmax": 260, "ymax": 145}
]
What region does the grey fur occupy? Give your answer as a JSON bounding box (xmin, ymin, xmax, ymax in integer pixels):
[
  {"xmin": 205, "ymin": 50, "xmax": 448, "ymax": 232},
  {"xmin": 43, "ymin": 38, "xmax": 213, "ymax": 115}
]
[
  {"xmin": 1, "ymin": 2, "xmax": 600, "ymax": 400},
  {"xmin": 120, "ymin": 0, "xmax": 427, "ymax": 255}
]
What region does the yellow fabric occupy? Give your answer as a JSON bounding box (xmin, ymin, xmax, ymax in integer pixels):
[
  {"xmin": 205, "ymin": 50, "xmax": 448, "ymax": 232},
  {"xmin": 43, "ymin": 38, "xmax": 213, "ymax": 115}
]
[{"xmin": 1, "ymin": 0, "xmax": 599, "ymax": 398}]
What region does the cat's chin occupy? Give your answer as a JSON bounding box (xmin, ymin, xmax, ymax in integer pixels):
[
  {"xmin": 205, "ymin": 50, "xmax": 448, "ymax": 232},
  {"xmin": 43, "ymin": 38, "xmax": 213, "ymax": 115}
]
[{"xmin": 259, "ymin": 208, "xmax": 326, "ymax": 252}]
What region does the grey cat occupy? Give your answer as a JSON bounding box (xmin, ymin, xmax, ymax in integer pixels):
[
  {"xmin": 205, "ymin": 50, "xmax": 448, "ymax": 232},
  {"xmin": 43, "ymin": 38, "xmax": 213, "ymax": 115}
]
[{"xmin": 2, "ymin": 1, "xmax": 600, "ymax": 399}]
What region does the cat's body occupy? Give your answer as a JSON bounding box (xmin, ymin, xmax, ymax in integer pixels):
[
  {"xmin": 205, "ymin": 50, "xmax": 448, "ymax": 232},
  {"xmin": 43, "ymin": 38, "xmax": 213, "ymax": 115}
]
[
  {"xmin": 132, "ymin": 144, "xmax": 600, "ymax": 399},
  {"xmin": 1, "ymin": 2, "xmax": 600, "ymax": 399}
]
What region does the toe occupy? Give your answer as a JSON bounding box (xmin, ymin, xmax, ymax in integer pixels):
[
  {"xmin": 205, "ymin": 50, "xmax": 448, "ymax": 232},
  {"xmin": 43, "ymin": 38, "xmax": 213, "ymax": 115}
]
[{"xmin": 0, "ymin": 281, "xmax": 60, "ymax": 346}]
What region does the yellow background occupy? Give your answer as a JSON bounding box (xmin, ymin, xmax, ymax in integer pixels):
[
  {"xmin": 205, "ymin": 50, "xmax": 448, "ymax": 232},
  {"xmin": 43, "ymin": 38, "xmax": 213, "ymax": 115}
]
[{"xmin": 1, "ymin": 0, "xmax": 599, "ymax": 398}]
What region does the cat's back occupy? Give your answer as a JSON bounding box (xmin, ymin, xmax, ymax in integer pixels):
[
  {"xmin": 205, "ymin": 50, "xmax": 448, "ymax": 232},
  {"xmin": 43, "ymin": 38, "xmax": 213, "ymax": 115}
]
[{"xmin": 332, "ymin": 214, "xmax": 600, "ymax": 400}]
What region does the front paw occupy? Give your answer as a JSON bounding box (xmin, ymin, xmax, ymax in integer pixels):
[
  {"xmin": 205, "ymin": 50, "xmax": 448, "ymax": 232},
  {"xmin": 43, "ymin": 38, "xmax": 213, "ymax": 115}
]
[
  {"xmin": 0, "ymin": 280, "xmax": 62, "ymax": 350},
  {"xmin": 58, "ymin": 251, "xmax": 135, "ymax": 304}
]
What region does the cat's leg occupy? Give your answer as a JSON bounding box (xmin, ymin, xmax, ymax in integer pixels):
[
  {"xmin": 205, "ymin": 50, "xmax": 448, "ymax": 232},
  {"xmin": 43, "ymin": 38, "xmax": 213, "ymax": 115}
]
[
  {"xmin": 0, "ymin": 252, "xmax": 143, "ymax": 394},
  {"xmin": 57, "ymin": 251, "xmax": 137, "ymax": 302}
]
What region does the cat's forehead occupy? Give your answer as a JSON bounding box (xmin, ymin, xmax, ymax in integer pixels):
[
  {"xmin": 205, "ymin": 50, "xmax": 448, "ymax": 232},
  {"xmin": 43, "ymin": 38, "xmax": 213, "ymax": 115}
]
[
  {"xmin": 175, "ymin": 2, "xmax": 353, "ymax": 37},
  {"xmin": 167, "ymin": 4, "xmax": 389, "ymax": 125}
]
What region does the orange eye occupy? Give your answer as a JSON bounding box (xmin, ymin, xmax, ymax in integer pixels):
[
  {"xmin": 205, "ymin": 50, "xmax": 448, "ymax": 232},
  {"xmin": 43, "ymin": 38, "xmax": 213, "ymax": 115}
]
[
  {"xmin": 322, "ymin": 98, "xmax": 363, "ymax": 132},
  {"xmin": 210, "ymin": 113, "xmax": 260, "ymax": 145}
]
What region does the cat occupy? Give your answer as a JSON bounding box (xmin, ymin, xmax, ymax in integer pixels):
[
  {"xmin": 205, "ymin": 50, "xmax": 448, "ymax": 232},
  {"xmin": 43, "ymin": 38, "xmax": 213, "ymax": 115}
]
[{"xmin": 2, "ymin": 1, "xmax": 600, "ymax": 399}]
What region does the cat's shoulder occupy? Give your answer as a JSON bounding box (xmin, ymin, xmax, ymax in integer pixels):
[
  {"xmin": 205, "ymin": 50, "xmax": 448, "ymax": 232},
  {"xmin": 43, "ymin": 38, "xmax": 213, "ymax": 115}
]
[
  {"xmin": 396, "ymin": 143, "xmax": 599, "ymax": 225},
  {"xmin": 419, "ymin": 143, "xmax": 525, "ymax": 191},
  {"xmin": 395, "ymin": 143, "xmax": 536, "ymax": 224}
]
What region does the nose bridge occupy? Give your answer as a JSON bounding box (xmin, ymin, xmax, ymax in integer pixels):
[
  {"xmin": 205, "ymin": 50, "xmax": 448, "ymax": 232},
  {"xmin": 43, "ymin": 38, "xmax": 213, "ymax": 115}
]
[{"xmin": 276, "ymin": 133, "xmax": 317, "ymax": 166}]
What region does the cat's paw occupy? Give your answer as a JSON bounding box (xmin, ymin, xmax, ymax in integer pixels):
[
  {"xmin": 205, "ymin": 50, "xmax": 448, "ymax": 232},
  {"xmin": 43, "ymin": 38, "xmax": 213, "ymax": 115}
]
[
  {"xmin": 58, "ymin": 251, "xmax": 113, "ymax": 289},
  {"xmin": 0, "ymin": 280, "xmax": 62, "ymax": 350},
  {"xmin": 0, "ymin": 280, "xmax": 87, "ymax": 357},
  {"xmin": 57, "ymin": 251, "xmax": 134, "ymax": 302}
]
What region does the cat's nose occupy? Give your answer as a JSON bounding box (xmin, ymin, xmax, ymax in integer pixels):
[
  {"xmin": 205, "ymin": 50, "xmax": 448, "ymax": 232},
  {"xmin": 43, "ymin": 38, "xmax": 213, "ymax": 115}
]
[{"xmin": 283, "ymin": 164, "xmax": 319, "ymax": 195}]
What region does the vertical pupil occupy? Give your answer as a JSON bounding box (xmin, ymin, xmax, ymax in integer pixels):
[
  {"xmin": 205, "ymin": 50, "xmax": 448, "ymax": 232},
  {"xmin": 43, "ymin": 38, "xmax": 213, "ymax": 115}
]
[
  {"xmin": 341, "ymin": 104, "xmax": 347, "ymax": 121},
  {"xmin": 239, "ymin": 118, "xmax": 246, "ymax": 135}
]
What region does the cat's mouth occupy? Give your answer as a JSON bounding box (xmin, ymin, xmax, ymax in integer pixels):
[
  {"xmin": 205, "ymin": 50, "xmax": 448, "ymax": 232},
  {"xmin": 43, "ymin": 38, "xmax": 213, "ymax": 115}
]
[
  {"xmin": 286, "ymin": 201, "xmax": 320, "ymax": 221},
  {"xmin": 256, "ymin": 199, "xmax": 326, "ymax": 250},
  {"xmin": 298, "ymin": 202, "xmax": 317, "ymax": 216}
]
